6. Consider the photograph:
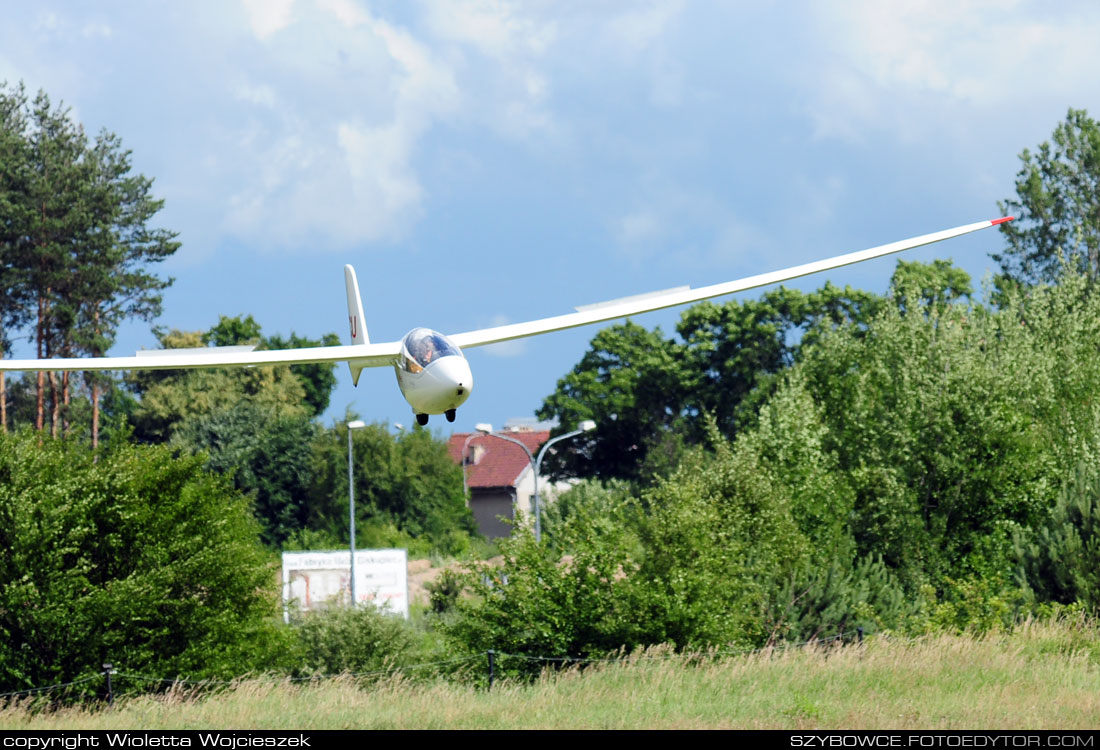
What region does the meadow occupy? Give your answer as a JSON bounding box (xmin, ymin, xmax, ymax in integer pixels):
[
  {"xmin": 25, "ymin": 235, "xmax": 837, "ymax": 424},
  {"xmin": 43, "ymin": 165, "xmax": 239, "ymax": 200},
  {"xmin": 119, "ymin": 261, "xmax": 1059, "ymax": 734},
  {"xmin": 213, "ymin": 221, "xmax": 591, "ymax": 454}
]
[{"xmin": 3, "ymin": 618, "xmax": 1098, "ymax": 730}]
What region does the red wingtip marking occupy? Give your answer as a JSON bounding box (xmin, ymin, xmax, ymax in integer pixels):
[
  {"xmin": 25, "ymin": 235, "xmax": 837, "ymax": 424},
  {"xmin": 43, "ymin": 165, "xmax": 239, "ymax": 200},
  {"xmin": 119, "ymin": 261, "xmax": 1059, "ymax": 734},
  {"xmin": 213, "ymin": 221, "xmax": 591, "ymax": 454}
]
[{"xmin": 991, "ymin": 216, "xmax": 1014, "ymax": 225}]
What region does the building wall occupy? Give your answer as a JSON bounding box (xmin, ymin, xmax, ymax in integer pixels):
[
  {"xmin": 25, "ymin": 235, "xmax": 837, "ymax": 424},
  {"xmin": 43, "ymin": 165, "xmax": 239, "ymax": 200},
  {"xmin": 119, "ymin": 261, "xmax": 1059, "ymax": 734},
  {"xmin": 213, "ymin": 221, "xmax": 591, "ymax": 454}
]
[{"xmin": 469, "ymin": 488, "xmax": 514, "ymax": 539}]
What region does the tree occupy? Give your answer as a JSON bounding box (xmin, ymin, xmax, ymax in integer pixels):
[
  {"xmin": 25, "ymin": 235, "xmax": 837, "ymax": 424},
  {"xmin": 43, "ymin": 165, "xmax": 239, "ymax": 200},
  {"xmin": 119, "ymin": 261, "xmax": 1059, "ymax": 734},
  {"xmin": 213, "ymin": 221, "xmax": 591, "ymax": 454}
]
[
  {"xmin": 0, "ymin": 83, "xmax": 178, "ymax": 442},
  {"xmin": 306, "ymin": 421, "xmax": 478, "ymax": 556},
  {"xmin": 537, "ymin": 321, "xmax": 688, "ymax": 481},
  {"xmin": 265, "ymin": 331, "xmax": 342, "ymax": 417},
  {"xmin": 1014, "ymin": 465, "xmax": 1100, "ymax": 612},
  {"xmin": 889, "ymin": 259, "xmax": 972, "ymax": 314},
  {"xmin": 676, "ymin": 283, "xmax": 883, "ymax": 437},
  {"xmin": 0, "ymin": 85, "xmax": 34, "ymax": 432},
  {"xmin": 127, "ymin": 325, "xmax": 309, "ymax": 443},
  {"xmin": 995, "ymin": 108, "xmax": 1100, "ymax": 286},
  {"xmin": 537, "ymin": 284, "xmax": 884, "ymax": 481},
  {"xmin": 172, "ymin": 402, "xmax": 318, "ymax": 548}
]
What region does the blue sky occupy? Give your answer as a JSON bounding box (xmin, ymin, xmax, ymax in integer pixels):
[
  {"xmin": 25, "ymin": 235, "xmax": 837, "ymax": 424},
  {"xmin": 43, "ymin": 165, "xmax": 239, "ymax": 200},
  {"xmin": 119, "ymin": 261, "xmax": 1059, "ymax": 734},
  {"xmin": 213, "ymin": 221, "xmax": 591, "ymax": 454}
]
[{"xmin": 3, "ymin": 1, "xmax": 1100, "ymax": 434}]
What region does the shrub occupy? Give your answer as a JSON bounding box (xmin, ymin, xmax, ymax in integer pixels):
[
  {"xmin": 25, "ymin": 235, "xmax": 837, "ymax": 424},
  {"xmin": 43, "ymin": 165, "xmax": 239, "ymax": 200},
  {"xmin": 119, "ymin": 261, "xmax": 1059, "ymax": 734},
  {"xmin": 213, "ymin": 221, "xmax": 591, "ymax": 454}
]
[
  {"xmin": 0, "ymin": 430, "xmax": 288, "ymax": 695},
  {"xmin": 290, "ymin": 606, "xmax": 416, "ymax": 676},
  {"xmin": 1015, "ymin": 466, "xmax": 1100, "ymax": 612}
]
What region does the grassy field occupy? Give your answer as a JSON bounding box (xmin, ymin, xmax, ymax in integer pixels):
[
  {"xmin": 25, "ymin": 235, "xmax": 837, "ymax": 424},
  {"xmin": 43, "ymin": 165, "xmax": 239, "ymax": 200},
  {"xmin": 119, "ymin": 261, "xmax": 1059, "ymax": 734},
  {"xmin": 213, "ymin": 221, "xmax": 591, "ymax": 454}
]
[{"xmin": 3, "ymin": 619, "xmax": 1099, "ymax": 730}]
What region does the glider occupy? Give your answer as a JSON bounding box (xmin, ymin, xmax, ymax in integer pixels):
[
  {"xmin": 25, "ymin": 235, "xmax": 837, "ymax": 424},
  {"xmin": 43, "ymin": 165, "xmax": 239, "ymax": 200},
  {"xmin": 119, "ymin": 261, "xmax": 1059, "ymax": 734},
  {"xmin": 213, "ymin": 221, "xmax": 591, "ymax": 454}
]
[{"xmin": 0, "ymin": 217, "xmax": 1011, "ymax": 425}]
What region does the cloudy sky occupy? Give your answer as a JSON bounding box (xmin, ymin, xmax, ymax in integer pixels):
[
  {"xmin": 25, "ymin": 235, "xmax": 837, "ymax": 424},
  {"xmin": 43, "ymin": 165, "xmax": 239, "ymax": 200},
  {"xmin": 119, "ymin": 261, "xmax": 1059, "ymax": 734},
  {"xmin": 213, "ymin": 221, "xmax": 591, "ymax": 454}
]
[{"xmin": 3, "ymin": 1, "xmax": 1099, "ymax": 433}]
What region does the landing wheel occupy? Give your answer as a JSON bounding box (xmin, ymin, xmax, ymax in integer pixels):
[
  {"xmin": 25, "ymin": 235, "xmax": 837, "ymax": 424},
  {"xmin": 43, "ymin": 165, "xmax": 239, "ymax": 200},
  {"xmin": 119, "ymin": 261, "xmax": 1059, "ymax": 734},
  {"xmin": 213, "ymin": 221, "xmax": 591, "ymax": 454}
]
[
  {"xmin": 416, "ymin": 413, "xmax": 429, "ymax": 426},
  {"xmin": 445, "ymin": 409, "xmax": 456, "ymax": 423}
]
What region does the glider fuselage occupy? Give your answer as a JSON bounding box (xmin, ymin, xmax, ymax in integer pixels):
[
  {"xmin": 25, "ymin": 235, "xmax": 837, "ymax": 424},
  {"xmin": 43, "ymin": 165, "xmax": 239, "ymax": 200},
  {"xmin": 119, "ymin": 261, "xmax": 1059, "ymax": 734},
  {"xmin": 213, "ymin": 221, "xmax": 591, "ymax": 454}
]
[{"xmin": 393, "ymin": 328, "xmax": 473, "ymax": 417}]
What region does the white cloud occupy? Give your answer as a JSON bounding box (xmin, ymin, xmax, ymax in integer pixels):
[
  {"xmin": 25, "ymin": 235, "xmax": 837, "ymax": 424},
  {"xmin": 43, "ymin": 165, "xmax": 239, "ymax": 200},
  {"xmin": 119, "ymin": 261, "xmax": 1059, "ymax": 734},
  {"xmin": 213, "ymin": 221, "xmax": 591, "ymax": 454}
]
[
  {"xmin": 616, "ymin": 211, "xmax": 662, "ymax": 246},
  {"xmin": 803, "ymin": 0, "xmax": 1100, "ymax": 140},
  {"xmin": 479, "ymin": 315, "xmax": 528, "ymax": 358},
  {"xmin": 337, "ymin": 120, "xmax": 424, "ymax": 231},
  {"xmin": 36, "ymin": 11, "xmax": 60, "ymax": 32},
  {"xmin": 422, "ymin": 0, "xmax": 556, "ymax": 60},
  {"xmin": 217, "ymin": 0, "xmax": 462, "ymax": 249},
  {"xmin": 317, "ymin": 0, "xmax": 369, "ymax": 28},
  {"xmin": 81, "ymin": 22, "xmax": 112, "ymax": 39},
  {"xmin": 606, "ymin": 0, "xmax": 683, "ymax": 55},
  {"xmin": 793, "ymin": 174, "xmax": 846, "ymax": 223},
  {"xmin": 242, "ymin": 0, "xmax": 295, "ymax": 39},
  {"xmin": 419, "ymin": 0, "xmax": 557, "ymax": 138},
  {"xmin": 234, "ymin": 82, "xmax": 277, "ymax": 107}
]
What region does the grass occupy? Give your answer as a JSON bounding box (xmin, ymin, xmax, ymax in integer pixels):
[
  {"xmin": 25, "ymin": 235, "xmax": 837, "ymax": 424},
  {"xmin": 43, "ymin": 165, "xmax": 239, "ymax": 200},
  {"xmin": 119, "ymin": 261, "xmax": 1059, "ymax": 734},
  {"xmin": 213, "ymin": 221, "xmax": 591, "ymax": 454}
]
[{"xmin": 3, "ymin": 618, "xmax": 1099, "ymax": 730}]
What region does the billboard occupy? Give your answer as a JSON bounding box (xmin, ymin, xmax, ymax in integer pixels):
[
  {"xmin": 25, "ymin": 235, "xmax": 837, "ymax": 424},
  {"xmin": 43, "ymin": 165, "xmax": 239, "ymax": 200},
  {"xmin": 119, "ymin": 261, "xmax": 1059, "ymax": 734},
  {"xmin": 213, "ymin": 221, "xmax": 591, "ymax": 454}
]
[{"xmin": 282, "ymin": 548, "xmax": 409, "ymax": 620}]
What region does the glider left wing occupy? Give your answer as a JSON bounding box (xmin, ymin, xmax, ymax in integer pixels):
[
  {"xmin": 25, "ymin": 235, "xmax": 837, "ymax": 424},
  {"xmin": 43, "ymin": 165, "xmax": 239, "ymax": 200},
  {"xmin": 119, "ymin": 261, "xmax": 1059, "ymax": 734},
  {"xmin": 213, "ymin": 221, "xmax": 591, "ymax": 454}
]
[{"xmin": 449, "ymin": 217, "xmax": 1010, "ymax": 350}]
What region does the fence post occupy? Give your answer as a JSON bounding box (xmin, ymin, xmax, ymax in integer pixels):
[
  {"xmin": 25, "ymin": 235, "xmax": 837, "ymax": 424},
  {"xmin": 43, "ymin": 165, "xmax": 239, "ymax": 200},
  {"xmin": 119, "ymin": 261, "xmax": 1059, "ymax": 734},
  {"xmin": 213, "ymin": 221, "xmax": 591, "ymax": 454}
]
[
  {"xmin": 487, "ymin": 650, "xmax": 495, "ymax": 691},
  {"xmin": 857, "ymin": 627, "xmax": 864, "ymax": 645},
  {"xmin": 102, "ymin": 663, "xmax": 115, "ymax": 706}
]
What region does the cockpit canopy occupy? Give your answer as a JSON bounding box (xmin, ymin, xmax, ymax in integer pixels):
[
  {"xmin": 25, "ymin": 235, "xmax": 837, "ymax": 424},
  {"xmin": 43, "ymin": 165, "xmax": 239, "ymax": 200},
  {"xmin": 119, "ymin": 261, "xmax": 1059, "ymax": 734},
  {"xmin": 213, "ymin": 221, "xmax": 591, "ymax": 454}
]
[{"xmin": 400, "ymin": 328, "xmax": 462, "ymax": 373}]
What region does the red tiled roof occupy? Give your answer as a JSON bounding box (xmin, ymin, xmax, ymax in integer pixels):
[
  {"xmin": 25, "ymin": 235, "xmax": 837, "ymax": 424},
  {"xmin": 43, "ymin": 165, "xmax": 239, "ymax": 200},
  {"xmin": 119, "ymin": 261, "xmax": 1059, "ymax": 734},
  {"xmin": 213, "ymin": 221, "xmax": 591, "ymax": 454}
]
[{"xmin": 447, "ymin": 431, "xmax": 549, "ymax": 489}]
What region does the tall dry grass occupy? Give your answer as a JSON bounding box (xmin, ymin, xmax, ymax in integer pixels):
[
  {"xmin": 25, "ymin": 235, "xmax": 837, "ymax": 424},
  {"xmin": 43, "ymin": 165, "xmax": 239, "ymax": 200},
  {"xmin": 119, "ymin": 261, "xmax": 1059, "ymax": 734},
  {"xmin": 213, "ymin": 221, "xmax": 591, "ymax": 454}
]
[{"xmin": 3, "ymin": 618, "xmax": 1099, "ymax": 729}]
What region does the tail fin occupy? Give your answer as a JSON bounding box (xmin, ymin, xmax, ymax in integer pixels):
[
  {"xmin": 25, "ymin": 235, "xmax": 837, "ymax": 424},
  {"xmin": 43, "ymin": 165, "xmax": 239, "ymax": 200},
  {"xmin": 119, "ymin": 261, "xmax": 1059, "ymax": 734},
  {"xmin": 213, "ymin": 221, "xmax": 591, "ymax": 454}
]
[{"xmin": 344, "ymin": 265, "xmax": 369, "ymax": 385}]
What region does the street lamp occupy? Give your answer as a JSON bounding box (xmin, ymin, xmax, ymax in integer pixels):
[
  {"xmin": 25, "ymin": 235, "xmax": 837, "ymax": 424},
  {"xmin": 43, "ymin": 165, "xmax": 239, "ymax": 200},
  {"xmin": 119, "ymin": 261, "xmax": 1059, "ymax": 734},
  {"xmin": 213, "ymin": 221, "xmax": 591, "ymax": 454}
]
[
  {"xmin": 480, "ymin": 420, "xmax": 596, "ymax": 542},
  {"xmin": 347, "ymin": 419, "xmax": 366, "ymax": 607},
  {"xmin": 461, "ymin": 424, "xmax": 494, "ymax": 502},
  {"xmin": 533, "ymin": 420, "xmax": 596, "ymax": 543}
]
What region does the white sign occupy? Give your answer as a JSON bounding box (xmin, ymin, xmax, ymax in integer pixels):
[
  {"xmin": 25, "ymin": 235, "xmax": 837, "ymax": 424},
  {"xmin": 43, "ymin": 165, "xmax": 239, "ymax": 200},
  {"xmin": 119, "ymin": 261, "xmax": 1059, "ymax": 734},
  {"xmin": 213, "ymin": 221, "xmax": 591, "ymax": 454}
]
[{"xmin": 282, "ymin": 548, "xmax": 409, "ymax": 620}]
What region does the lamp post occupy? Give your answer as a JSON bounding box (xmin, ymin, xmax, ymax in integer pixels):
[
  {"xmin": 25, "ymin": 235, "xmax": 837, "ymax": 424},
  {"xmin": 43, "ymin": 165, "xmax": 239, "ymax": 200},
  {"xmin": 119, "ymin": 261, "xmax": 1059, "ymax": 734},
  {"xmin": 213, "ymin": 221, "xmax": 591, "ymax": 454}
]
[
  {"xmin": 532, "ymin": 420, "xmax": 596, "ymax": 542},
  {"xmin": 347, "ymin": 419, "xmax": 366, "ymax": 607},
  {"xmin": 479, "ymin": 420, "xmax": 596, "ymax": 542},
  {"xmin": 462, "ymin": 423, "xmax": 494, "ymax": 502}
]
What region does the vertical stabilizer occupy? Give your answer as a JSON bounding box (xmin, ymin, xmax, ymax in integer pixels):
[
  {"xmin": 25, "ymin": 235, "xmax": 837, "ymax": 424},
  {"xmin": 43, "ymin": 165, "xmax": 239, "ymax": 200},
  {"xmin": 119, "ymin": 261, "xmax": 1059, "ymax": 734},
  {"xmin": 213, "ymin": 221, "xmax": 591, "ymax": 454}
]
[{"xmin": 344, "ymin": 265, "xmax": 369, "ymax": 385}]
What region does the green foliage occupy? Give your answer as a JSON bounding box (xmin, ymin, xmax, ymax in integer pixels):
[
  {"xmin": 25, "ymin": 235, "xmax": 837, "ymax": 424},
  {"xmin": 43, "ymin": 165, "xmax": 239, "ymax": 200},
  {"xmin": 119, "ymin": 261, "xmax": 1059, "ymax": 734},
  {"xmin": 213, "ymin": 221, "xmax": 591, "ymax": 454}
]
[
  {"xmin": 172, "ymin": 402, "xmax": 318, "ymax": 547},
  {"xmin": 425, "ymin": 569, "xmax": 464, "ymax": 615},
  {"xmin": 768, "ymin": 555, "xmax": 913, "ymax": 643},
  {"xmin": 627, "ymin": 435, "xmax": 810, "ymax": 650},
  {"xmin": 202, "ymin": 314, "xmax": 262, "ymax": 347},
  {"xmin": 537, "ymin": 284, "xmax": 884, "ymax": 481},
  {"xmin": 996, "ymin": 108, "xmax": 1100, "ymax": 286},
  {"xmin": 676, "ymin": 283, "xmax": 883, "ymax": 436},
  {"xmin": 1015, "ymin": 466, "xmax": 1100, "ymax": 612},
  {"xmin": 128, "ymin": 327, "xmax": 309, "ymax": 443},
  {"xmin": 794, "ymin": 283, "xmax": 1056, "ymax": 587},
  {"xmin": 0, "ymin": 430, "xmax": 288, "ymax": 694},
  {"xmin": 537, "ymin": 322, "xmax": 686, "ymax": 481},
  {"xmin": 540, "ymin": 478, "xmax": 634, "ymax": 552},
  {"xmin": 307, "ymin": 422, "xmax": 479, "ymax": 557},
  {"xmin": 449, "ymin": 419, "xmax": 841, "ymax": 663},
  {"xmin": 890, "ymin": 259, "xmax": 973, "ymax": 314},
  {"xmin": 290, "ymin": 607, "xmax": 416, "ymax": 676},
  {"xmin": 446, "ymin": 521, "xmax": 640, "ymax": 674},
  {"xmin": 198, "ymin": 317, "xmax": 341, "ymax": 418},
  {"xmin": 265, "ymin": 331, "xmax": 342, "ymax": 418}
]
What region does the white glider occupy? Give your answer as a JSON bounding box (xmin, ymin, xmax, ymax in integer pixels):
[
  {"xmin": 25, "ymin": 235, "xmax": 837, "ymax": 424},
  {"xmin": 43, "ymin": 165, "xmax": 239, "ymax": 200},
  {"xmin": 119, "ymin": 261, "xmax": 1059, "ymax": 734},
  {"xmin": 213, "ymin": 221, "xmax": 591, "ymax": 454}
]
[{"xmin": 0, "ymin": 217, "xmax": 1011, "ymax": 425}]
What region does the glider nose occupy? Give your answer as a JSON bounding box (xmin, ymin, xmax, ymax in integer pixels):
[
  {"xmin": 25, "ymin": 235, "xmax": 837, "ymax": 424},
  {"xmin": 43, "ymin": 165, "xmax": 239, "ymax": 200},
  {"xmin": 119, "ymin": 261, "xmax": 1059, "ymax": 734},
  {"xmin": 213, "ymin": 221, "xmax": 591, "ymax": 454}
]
[
  {"xmin": 433, "ymin": 354, "xmax": 474, "ymax": 404},
  {"xmin": 412, "ymin": 354, "xmax": 473, "ymax": 414}
]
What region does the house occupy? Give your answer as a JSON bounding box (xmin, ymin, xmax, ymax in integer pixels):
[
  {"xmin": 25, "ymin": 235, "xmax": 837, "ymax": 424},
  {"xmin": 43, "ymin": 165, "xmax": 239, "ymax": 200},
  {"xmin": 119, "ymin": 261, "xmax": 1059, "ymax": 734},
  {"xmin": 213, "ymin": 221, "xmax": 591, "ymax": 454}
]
[{"xmin": 447, "ymin": 422, "xmax": 566, "ymax": 539}]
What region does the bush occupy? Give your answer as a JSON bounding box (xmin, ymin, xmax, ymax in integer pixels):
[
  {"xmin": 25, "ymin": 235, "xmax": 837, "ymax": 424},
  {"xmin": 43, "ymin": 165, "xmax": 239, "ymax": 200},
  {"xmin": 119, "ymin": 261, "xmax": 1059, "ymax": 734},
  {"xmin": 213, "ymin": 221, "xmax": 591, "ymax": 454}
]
[
  {"xmin": 445, "ymin": 518, "xmax": 640, "ymax": 678},
  {"xmin": 767, "ymin": 555, "xmax": 914, "ymax": 643},
  {"xmin": 290, "ymin": 606, "xmax": 416, "ymax": 676},
  {"xmin": 0, "ymin": 430, "xmax": 289, "ymax": 695},
  {"xmin": 1015, "ymin": 466, "xmax": 1100, "ymax": 612}
]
